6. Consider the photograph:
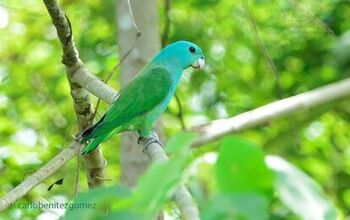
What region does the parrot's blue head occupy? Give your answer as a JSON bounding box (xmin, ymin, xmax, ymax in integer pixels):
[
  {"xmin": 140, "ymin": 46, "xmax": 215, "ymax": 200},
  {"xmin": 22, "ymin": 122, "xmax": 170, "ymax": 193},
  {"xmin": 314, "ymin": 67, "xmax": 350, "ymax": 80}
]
[{"xmin": 153, "ymin": 41, "xmax": 205, "ymax": 71}]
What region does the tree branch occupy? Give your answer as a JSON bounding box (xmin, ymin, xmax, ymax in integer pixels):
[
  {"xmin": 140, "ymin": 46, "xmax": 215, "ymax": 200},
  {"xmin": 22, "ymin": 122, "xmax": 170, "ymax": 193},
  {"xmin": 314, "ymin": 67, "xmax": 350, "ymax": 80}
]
[
  {"xmin": 2, "ymin": 64, "xmax": 350, "ymax": 212},
  {"xmin": 191, "ymin": 78, "xmax": 350, "ymax": 146},
  {"xmin": 0, "ymin": 68, "xmax": 198, "ymax": 218},
  {"xmin": 43, "ymin": 0, "xmax": 105, "ymax": 189},
  {"xmin": 1, "ymin": 1, "xmax": 198, "ymax": 216},
  {"xmin": 1, "ymin": 0, "xmax": 350, "ymax": 216},
  {"xmin": 142, "ymin": 140, "xmax": 200, "ymax": 220},
  {"xmin": 243, "ymin": 0, "xmax": 284, "ymax": 98},
  {"xmin": 0, "ymin": 141, "xmax": 80, "ymax": 210}
]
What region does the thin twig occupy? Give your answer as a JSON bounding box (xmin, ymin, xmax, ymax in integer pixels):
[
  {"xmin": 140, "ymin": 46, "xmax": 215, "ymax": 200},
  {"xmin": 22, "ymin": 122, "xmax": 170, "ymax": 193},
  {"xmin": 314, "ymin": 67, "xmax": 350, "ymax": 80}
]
[
  {"xmin": 126, "ymin": 0, "xmax": 141, "ymax": 36},
  {"xmin": 159, "ymin": 0, "xmax": 186, "ymax": 130},
  {"xmin": 60, "ymin": 122, "xmax": 74, "ymax": 151},
  {"xmin": 95, "ymin": 176, "xmax": 118, "ymax": 184},
  {"xmin": 243, "ymin": 0, "xmax": 305, "ymax": 148},
  {"xmin": 91, "ymin": 0, "xmax": 141, "ymax": 120},
  {"xmin": 161, "ymin": 0, "xmax": 172, "ymax": 47},
  {"xmin": 174, "ymin": 93, "xmax": 186, "ymax": 129},
  {"xmin": 290, "ymin": 0, "xmax": 336, "ymax": 36},
  {"xmin": 74, "ymin": 147, "xmax": 81, "ymax": 197},
  {"xmin": 92, "ymin": 36, "xmax": 139, "ymax": 120},
  {"xmin": 243, "ymin": 0, "xmax": 284, "ymax": 99}
]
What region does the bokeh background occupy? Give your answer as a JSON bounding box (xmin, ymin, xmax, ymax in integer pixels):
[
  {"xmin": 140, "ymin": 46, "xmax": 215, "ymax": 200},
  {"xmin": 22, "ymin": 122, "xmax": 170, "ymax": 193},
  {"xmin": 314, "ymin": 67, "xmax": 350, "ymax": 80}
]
[{"xmin": 1, "ymin": 0, "xmax": 350, "ymax": 219}]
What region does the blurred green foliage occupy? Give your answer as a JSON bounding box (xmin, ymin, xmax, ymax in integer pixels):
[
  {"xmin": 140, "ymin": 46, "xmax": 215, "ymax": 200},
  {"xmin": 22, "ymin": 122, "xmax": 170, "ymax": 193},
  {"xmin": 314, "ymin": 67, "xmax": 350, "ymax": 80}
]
[
  {"xmin": 0, "ymin": 0, "xmax": 350, "ymax": 219},
  {"xmin": 63, "ymin": 132, "xmax": 197, "ymax": 220},
  {"xmin": 61, "ymin": 134, "xmax": 337, "ymax": 220}
]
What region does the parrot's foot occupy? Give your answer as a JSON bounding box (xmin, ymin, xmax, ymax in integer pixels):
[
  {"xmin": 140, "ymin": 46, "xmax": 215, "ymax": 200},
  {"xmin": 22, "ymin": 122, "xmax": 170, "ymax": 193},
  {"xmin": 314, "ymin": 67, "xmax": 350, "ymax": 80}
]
[
  {"xmin": 73, "ymin": 134, "xmax": 83, "ymax": 144},
  {"xmin": 137, "ymin": 137, "xmax": 144, "ymax": 145},
  {"xmin": 137, "ymin": 132, "xmax": 163, "ymax": 153},
  {"xmin": 73, "ymin": 134, "xmax": 81, "ymax": 142}
]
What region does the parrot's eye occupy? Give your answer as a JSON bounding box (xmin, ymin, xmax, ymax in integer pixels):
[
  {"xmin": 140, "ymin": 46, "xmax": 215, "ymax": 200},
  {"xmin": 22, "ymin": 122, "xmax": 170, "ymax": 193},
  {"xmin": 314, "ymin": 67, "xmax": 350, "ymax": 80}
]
[{"xmin": 189, "ymin": 46, "xmax": 196, "ymax": 53}]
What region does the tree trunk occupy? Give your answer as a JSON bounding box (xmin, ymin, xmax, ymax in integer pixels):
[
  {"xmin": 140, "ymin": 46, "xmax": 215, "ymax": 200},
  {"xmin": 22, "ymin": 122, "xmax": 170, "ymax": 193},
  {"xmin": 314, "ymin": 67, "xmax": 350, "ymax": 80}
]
[{"xmin": 116, "ymin": 0, "xmax": 163, "ymax": 187}]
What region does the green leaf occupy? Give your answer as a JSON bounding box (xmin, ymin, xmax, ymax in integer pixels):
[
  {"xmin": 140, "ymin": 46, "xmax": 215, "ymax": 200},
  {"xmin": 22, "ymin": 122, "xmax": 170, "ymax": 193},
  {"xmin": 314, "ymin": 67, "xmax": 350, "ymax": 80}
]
[
  {"xmin": 62, "ymin": 132, "xmax": 197, "ymax": 220},
  {"xmin": 132, "ymin": 131, "xmax": 198, "ymax": 219},
  {"xmin": 206, "ymin": 136, "xmax": 274, "ymax": 220},
  {"xmin": 165, "ymin": 131, "xmax": 198, "ymax": 154},
  {"xmin": 266, "ymin": 155, "xmax": 337, "ymax": 220},
  {"xmin": 62, "ymin": 185, "xmax": 132, "ymax": 220},
  {"xmin": 202, "ymin": 193, "xmax": 270, "ymax": 220},
  {"xmin": 97, "ymin": 212, "xmax": 143, "ymax": 220},
  {"xmin": 216, "ymin": 136, "xmax": 274, "ymax": 196}
]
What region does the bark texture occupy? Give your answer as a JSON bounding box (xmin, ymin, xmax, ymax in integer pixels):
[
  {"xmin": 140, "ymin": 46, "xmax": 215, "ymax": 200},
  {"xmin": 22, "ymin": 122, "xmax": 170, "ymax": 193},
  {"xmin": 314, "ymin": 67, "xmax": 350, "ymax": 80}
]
[{"xmin": 43, "ymin": 0, "xmax": 105, "ymax": 188}]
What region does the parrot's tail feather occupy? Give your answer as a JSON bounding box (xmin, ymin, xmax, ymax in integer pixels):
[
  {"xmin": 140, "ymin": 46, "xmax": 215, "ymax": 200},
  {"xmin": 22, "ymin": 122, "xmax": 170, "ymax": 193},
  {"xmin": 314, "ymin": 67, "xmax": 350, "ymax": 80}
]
[
  {"xmin": 80, "ymin": 135, "xmax": 92, "ymax": 144},
  {"xmin": 81, "ymin": 114, "xmax": 106, "ymax": 143},
  {"xmin": 81, "ymin": 135, "xmax": 105, "ymax": 155},
  {"xmin": 81, "ymin": 130, "xmax": 116, "ymax": 155}
]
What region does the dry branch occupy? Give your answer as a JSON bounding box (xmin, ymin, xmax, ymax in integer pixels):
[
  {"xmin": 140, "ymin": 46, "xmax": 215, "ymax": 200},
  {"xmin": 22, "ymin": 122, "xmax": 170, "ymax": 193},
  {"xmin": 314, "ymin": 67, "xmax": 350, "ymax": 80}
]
[{"xmin": 43, "ymin": 0, "xmax": 105, "ymax": 189}]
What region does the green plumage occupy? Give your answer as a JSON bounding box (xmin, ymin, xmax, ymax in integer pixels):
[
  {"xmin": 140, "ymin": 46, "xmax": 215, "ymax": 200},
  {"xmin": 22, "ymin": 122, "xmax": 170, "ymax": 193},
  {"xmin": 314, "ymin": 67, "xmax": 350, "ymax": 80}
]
[
  {"xmin": 81, "ymin": 41, "xmax": 204, "ymax": 155},
  {"xmin": 81, "ymin": 68, "xmax": 172, "ymax": 154}
]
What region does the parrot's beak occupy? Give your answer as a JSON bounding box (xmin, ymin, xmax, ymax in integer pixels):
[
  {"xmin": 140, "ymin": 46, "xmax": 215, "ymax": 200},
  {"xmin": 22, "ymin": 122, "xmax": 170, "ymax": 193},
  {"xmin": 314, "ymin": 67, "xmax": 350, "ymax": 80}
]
[{"xmin": 191, "ymin": 57, "xmax": 205, "ymax": 69}]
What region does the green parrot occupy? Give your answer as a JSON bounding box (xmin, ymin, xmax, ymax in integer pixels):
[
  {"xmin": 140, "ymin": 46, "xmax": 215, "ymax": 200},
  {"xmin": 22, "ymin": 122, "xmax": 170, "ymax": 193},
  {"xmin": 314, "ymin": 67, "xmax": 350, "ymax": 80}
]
[{"xmin": 80, "ymin": 41, "xmax": 205, "ymax": 155}]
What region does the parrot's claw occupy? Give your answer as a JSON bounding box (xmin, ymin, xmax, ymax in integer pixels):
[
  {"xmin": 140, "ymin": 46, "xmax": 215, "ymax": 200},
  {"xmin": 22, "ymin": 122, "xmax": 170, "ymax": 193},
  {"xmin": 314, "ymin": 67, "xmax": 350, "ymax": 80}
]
[
  {"xmin": 138, "ymin": 132, "xmax": 163, "ymax": 153},
  {"xmin": 137, "ymin": 137, "xmax": 144, "ymax": 145},
  {"xmin": 73, "ymin": 134, "xmax": 81, "ymax": 142},
  {"xmin": 142, "ymin": 138, "xmax": 163, "ymax": 154}
]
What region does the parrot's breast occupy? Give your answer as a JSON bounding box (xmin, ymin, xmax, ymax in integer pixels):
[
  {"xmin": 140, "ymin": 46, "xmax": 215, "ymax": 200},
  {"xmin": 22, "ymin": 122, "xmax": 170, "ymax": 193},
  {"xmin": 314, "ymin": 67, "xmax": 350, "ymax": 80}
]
[{"xmin": 144, "ymin": 70, "xmax": 181, "ymax": 125}]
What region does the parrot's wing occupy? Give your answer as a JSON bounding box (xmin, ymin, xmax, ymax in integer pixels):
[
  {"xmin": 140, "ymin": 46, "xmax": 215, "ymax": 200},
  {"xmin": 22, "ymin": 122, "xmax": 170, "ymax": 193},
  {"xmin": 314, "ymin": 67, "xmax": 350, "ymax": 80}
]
[{"xmin": 82, "ymin": 67, "xmax": 172, "ymax": 141}]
